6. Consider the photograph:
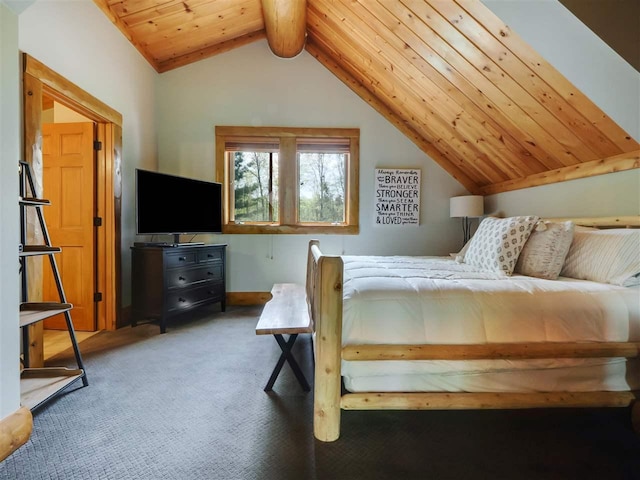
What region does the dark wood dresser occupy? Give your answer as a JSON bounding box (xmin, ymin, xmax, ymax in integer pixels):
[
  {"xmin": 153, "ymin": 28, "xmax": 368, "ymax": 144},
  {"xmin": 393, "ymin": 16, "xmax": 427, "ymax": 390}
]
[{"xmin": 131, "ymin": 243, "xmax": 226, "ymax": 333}]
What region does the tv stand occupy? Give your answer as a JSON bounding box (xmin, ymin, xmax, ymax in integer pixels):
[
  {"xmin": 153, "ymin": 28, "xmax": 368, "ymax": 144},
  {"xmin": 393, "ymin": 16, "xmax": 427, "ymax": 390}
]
[
  {"xmin": 131, "ymin": 243, "xmax": 226, "ymax": 333},
  {"xmin": 171, "ymin": 233, "xmax": 187, "ymax": 245}
]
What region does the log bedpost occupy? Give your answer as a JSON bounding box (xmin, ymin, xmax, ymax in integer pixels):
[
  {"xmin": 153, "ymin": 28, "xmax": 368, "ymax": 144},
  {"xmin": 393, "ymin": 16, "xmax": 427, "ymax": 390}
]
[
  {"xmin": 0, "ymin": 406, "xmax": 32, "ymax": 462},
  {"xmin": 261, "ymin": 0, "xmax": 307, "ymax": 58},
  {"xmin": 311, "ymin": 248, "xmax": 343, "ymax": 442}
]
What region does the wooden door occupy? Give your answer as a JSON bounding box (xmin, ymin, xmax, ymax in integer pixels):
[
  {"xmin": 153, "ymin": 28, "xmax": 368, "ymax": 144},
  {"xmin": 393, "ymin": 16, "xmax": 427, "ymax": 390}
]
[{"xmin": 42, "ymin": 122, "xmax": 96, "ymax": 331}]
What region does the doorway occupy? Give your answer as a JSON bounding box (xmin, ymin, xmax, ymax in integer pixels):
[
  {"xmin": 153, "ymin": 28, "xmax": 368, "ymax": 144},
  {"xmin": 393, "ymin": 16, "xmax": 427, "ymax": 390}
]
[
  {"xmin": 41, "ymin": 98, "xmax": 96, "ymax": 331},
  {"xmin": 22, "ymin": 53, "xmax": 123, "ymax": 367}
]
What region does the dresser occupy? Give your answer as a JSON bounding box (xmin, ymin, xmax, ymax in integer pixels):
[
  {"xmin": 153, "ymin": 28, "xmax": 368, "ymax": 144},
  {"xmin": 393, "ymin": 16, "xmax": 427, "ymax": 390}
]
[{"xmin": 131, "ymin": 244, "xmax": 226, "ymax": 333}]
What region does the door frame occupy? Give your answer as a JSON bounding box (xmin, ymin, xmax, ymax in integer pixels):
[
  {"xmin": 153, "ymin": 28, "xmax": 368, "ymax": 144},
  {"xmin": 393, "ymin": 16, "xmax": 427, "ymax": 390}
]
[{"xmin": 22, "ymin": 53, "xmax": 122, "ymax": 364}]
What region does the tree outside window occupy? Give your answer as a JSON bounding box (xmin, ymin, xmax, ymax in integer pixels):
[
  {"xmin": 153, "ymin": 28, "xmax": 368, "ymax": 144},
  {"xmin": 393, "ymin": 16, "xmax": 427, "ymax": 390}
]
[
  {"xmin": 298, "ymin": 152, "xmax": 346, "ymax": 224},
  {"xmin": 232, "ymin": 151, "xmax": 279, "ymax": 223}
]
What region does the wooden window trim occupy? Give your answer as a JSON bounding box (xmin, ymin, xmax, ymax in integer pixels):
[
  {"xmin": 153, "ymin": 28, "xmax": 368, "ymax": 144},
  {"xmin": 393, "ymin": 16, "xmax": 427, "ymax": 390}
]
[{"xmin": 215, "ymin": 126, "xmax": 359, "ymax": 235}]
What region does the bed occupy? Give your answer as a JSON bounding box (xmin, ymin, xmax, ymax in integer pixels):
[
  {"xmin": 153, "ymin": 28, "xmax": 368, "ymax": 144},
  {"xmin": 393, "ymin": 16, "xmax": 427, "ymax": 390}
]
[{"xmin": 305, "ymin": 216, "xmax": 640, "ymax": 442}]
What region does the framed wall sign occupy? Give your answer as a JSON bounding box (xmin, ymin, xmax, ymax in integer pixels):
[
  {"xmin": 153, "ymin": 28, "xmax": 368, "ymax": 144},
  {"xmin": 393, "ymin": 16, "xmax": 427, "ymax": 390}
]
[{"xmin": 374, "ymin": 168, "xmax": 421, "ymax": 226}]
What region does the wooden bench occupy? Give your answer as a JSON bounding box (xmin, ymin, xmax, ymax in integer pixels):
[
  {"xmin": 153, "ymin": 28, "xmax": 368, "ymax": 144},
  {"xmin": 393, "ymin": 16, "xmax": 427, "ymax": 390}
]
[{"xmin": 256, "ymin": 283, "xmax": 313, "ymax": 392}]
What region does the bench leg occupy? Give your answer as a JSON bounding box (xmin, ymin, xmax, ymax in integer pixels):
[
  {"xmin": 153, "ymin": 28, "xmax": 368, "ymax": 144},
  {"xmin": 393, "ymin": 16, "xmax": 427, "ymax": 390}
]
[{"xmin": 264, "ymin": 334, "xmax": 311, "ymax": 392}]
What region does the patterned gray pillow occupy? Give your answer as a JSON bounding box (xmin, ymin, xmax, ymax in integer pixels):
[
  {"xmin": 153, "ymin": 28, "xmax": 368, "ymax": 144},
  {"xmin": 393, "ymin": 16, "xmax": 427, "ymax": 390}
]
[
  {"xmin": 464, "ymin": 216, "xmax": 539, "ymax": 275},
  {"xmin": 514, "ymin": 221, "xmax": 575, "ymax": 279}
]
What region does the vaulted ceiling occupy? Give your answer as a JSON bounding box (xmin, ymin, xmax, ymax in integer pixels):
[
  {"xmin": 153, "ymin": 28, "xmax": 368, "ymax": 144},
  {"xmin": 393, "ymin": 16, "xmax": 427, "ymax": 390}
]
[{"xmin": 93, "ymin": 0, "xmax": 639, "ymax": 195}]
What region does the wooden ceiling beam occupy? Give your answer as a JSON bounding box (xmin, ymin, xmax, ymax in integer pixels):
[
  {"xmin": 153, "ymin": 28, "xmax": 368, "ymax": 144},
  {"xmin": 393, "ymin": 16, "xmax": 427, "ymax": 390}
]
[
  {"xmin": 479, "ymin": 150, "xmax": 639, "ymax": 195},
  {"xmin": 261, "ymin": 0, "xmax": 307, "ymax": 58}
]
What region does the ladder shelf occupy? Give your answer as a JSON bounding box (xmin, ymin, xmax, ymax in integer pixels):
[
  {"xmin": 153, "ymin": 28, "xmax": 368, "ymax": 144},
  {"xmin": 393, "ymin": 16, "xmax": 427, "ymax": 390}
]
[
  {"xmin": 18, "ymin": 161, "xmax": 88, "ymax": 411},
  {"xmin": 19, "ymin": 302, "xmax": 73, "ymax": 328},
  {"xmin": 19, "ymin": 245, "xmax": 62, "ymax": 256},
  {"xmin": 20, "ymin": 368, "xmax": 85, "ymax": 411}
]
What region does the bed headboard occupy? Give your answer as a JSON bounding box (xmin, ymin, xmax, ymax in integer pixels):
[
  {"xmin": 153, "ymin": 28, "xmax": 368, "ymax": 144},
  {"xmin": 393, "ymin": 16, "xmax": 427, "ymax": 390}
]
[{"xmin": 544, "ymin": 216, "xmax": 640, "ymax": 229}]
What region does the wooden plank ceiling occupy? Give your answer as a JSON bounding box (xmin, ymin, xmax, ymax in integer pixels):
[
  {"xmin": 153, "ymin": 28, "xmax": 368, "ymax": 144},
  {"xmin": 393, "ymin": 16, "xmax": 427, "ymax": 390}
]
[{"xmin": 94, "ymin": 0, "xmax": 639, "ymax": 195}]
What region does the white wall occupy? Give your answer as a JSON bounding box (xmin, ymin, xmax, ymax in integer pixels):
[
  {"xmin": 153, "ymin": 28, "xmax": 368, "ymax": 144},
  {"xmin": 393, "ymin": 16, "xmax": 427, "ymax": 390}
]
[
  {"xmin": 18, "ymin": 0, "xmax": 158, "ymax": 304},
  {"xmin": 155, "ymin": 40, "xmax": 466, "ymax": 292},
  {"xmin": 0, "ymin": 1, "xmax": 21, "ymax": 419},
  {"xmin": 43, "ymin": 102, "xmax": 91, "ymax": 123},
  {"xmin": 482, "ymin": 0, "xmax": 640, "ymax": 217},
  {"xmin": 53, "ymin": 102, "xmax": 91, "ymax": 123}
]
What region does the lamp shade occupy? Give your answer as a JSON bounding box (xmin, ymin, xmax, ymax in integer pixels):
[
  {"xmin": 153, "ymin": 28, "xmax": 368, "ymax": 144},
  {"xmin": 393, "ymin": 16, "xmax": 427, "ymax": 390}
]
[{"xmin": 450, "ymin": 195, "xmax": 484, "ymax": 218}]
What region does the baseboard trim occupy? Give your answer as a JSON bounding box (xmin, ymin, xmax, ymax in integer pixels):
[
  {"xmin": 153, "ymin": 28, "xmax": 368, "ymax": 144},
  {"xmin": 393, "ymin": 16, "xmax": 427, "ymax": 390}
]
[
  {"xmin": 227, "ymin": 291, "xmax": 272, "ymax": 306},
  {"xmin": 0, "ymin": 406, "xmax": 33, "ymax": 462}
]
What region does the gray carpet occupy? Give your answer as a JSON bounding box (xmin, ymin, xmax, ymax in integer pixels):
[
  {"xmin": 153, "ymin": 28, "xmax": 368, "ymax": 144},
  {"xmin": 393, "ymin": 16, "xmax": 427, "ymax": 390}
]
[{"xmin": 1, "ymin": 305, "xmax": 639, "ymax": 480}]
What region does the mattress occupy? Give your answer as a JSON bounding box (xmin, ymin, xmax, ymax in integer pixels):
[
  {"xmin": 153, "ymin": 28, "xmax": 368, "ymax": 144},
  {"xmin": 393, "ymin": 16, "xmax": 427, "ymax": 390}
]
[{"xmin": 340, "ymin": 255, "xmax": 640, "ymax": 393}]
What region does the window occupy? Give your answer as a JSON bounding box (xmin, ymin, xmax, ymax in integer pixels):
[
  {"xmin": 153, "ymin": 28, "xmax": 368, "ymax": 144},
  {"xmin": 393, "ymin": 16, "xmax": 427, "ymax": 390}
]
[{"xmin": 215, "ymin": 126, "xmax": 359, "ymax": 234}]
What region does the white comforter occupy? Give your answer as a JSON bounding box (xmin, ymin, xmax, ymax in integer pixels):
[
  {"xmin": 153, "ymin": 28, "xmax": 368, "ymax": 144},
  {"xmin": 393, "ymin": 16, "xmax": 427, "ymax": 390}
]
[
  {"xmin": 342, "ymin": 256, "xmax": 640, "ymax": 346},
  {"xmin": 341, "ymin": 256, "xmax": 640, "ymax": 392}
]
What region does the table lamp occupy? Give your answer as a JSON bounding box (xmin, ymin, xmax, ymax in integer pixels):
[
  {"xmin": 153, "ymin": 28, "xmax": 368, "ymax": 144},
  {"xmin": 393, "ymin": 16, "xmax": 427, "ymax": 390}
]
[{"xmin": 450, "ymin": 195, "xmax": 484, "ymax": 244}]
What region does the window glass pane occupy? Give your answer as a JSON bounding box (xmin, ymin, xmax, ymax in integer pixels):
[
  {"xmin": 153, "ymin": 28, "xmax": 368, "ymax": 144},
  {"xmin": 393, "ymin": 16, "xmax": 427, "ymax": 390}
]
[
  {"xmin": 232, "ymin": 151, "xmax": 279, "ymax": 222},
  {"xmin": 298, "ymin": 152, "xmax": 346, "ymax": 223}
]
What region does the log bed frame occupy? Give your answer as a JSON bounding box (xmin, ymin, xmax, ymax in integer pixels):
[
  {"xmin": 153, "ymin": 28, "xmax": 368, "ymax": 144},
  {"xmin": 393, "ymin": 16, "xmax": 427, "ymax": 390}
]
[{"xmin": 305, "ymin": 216, "xmax": 640, "ymax": 442}]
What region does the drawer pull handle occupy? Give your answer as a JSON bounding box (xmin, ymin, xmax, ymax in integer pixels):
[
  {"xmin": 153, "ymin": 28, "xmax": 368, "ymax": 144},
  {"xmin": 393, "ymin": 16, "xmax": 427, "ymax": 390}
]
[
  {"xmin": 178, "ymin": 276, "xmax": 186, "ymax": 281},
  {"xmin": 207, "ymin": 271, "xmax": 214, "ymax": 276},
  {"xmin": 178, "ymin": 297, "xmax": 186, "ymax": 303},
  {"xmin": 178, "ymin": 256, "xmax": 187, "ymax": 262}
]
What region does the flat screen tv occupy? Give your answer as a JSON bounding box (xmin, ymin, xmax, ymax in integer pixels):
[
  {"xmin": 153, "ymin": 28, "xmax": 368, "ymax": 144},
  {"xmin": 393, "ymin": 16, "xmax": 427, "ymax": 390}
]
[{"xmin": 136, "ymin": 169, "xmax": 222, "ymax": 245}]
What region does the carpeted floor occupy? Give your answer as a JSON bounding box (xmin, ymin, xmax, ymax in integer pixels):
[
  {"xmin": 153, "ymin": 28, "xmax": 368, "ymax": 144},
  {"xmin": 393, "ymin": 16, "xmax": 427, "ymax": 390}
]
[{"xmin": 1, "ymin": 305, "xmax": 639, "ymax": 480}]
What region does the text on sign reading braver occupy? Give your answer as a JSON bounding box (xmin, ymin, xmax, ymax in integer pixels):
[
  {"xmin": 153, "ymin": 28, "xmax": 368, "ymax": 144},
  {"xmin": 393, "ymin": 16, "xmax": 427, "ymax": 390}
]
[{"xmin": 374, "ymin": 168, "xmax": 421, "ymax": 226}]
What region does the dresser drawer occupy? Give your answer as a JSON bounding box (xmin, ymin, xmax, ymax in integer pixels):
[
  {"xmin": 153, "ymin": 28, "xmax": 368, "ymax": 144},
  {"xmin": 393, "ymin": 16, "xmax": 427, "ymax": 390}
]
[
  {"xmin": 165, "ymin": 251, "xmax": 197, "ymax": 268},
  {"xmin": 166, "ymin": 284, "xmax": 224, "ymax": 313},
  {"xmin": 197, "ymin": 247, "xmax": 224, "ymax": 264},
  {"xmin": 166, "ymin": 264, "xmax": 224, "ymax": 289}
]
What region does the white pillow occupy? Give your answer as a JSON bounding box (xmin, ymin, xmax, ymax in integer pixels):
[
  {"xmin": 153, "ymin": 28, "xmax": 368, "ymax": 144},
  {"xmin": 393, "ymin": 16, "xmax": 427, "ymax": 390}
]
[
  {"xmin": 464, "ymin": 216, "xmax": 539, "ymax": 275},
  {"xmin": 560, "ymin": 228, "xmax": 640, "ymax": 286},
  {"xmin": 515, "ymin": 221, "xmax": 575, "ymax": 280}
]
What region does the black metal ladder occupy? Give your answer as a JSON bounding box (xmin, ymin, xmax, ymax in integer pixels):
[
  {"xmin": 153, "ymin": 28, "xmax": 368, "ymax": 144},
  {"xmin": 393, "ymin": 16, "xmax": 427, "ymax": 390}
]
[{"xmin": 19, "ymin": 161, "xmax": 88, "ymax": 408}]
